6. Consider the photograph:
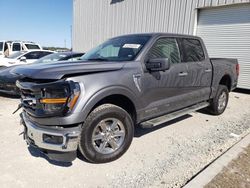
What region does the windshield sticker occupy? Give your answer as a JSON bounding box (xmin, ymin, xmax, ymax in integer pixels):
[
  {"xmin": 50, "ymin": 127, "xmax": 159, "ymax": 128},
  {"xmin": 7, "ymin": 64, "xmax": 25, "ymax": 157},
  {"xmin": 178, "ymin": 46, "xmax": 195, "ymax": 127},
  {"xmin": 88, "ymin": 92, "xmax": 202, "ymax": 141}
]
[{"xmin": 123, "ymin": 44, "xmax": 141, "ymax": 49}]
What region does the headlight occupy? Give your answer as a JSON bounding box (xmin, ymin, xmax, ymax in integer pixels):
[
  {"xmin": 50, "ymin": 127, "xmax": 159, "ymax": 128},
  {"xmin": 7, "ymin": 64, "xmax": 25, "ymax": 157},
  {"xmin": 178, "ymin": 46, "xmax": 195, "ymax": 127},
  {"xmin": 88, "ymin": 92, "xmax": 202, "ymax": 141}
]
[{"xmin": 39, "ymin": 82, "xmax": 80, "ymax": 114}]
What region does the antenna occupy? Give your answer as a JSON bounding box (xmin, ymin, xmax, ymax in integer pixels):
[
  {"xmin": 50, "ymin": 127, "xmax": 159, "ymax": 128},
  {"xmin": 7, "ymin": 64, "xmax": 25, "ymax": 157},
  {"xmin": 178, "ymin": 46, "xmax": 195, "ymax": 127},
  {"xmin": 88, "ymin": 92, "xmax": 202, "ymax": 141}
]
[{"xmin": 70, "ymin": 25, "xmax": 72, "ymax": 51}]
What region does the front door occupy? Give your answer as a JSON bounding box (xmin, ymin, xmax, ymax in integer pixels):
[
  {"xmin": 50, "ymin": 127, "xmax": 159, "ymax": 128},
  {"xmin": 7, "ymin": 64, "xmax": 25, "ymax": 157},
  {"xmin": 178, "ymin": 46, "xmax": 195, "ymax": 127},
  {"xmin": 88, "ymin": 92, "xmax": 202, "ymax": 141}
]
[{"xmin": 140, "ymin": 37, "xmax": 190, "ymax": 120}]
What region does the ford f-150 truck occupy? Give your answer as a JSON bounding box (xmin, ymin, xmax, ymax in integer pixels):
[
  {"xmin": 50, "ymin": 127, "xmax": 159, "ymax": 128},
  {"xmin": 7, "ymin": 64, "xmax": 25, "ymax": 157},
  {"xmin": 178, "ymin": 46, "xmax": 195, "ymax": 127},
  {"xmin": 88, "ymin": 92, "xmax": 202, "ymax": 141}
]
[{"xmin": 13, "ymin": 33, "xmax": 239, "ymax": 163}]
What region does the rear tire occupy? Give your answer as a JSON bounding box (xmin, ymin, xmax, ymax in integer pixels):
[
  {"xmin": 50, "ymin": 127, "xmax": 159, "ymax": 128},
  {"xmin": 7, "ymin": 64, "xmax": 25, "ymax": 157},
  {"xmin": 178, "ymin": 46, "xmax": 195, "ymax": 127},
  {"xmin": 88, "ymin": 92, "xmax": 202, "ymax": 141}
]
[
  {"xmin": 209, "ymin": 85, "xmax": 229, "ymax": 115},
  {"xmin": 79, "ymin": 104, "xmax": 134, "ymax": 163}
]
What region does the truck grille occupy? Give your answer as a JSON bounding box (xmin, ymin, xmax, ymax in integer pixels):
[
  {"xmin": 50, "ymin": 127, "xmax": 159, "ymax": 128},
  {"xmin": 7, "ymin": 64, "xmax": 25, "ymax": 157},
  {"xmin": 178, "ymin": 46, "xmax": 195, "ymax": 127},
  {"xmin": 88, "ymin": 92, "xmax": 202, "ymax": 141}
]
[{"xmin": 20, "ymin": 89, "xmax": 38, "ymax": 111}]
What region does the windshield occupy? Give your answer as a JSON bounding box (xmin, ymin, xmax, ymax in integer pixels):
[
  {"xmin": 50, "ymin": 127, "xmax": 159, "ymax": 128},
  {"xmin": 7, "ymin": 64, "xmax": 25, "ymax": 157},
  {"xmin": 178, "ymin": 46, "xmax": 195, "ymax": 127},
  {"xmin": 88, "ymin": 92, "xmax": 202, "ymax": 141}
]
[
  {"xmin": 8, "ymin": 51, "xmax": 25, "ymax": 59},
  {"xmin": 0, "ymin": 42, "xmax": 3, "ymax": 51},
  {"xmin": 32, "ymin": 53, "xmax": 67, "ymax": 64},
  {"xmin": 81, "ymin": 35, "xmax": 151, "ymax": 61},
  {"xmin": 25, "ymin": 44, "xmax": 40, "ymax": 50}
]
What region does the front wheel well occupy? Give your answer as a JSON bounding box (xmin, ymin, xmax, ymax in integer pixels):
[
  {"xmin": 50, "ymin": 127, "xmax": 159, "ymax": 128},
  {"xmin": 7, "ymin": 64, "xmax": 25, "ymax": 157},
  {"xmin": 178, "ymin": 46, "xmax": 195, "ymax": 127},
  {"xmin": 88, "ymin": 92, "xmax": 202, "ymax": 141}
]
[
  {"xmin": 219, "ymin": 75, "xmax": 231, "ymax": 91},
  {"xmin": 91, "ymin": 94, "xmax": 137, "ymax": 124}
]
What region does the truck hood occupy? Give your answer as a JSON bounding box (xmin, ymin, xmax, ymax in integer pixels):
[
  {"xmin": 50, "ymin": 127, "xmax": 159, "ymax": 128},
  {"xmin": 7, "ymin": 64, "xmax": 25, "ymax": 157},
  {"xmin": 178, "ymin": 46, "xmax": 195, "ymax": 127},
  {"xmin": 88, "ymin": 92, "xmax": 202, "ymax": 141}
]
[{"xmin": 11, "ymin": 60, "xmax": 125, "ymax": 80}]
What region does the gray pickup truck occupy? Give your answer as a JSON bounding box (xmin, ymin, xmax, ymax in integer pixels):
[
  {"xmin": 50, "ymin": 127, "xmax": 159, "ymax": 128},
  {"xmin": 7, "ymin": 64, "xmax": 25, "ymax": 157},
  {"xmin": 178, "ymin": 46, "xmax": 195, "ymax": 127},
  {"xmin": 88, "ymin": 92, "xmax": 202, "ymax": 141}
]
[{"xmin": 13, "ymin": 33, "xmax": 239, "ymax": 163}]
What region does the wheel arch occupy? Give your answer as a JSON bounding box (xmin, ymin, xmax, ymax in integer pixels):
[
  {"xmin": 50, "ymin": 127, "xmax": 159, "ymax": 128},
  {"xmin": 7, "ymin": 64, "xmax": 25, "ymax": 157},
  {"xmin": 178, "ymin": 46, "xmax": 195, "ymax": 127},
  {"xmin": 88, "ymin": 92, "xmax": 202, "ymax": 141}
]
[
  {"xmin": 80, "ymin": 86, "xmax": 140, "ymax": 124},
  {"xmin": 219, "ymin": 74, "xmax": 232, "ymax": 91}
]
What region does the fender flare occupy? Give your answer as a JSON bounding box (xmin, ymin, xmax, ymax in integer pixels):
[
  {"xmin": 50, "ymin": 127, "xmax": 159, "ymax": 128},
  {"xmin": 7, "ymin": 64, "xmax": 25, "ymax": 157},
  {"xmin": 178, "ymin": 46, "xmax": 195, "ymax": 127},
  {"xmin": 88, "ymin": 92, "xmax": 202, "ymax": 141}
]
[{"xmin": 79, "ymin": 86, "xmax": 141, "ymax": 122}]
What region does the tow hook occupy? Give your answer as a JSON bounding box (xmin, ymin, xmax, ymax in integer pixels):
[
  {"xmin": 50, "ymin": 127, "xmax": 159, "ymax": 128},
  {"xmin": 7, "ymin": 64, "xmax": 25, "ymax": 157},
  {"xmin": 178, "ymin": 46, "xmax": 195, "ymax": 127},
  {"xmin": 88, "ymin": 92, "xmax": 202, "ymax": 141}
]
[{"xmin": 62, "ymin": 134, "xmax": 78, "ymax": 149}]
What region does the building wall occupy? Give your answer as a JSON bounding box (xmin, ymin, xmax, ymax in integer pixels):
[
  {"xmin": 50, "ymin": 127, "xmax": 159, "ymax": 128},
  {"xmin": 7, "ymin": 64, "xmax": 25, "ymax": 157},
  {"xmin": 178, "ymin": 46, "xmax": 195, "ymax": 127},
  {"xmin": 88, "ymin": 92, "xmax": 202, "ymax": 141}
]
[{"xmin": 73, "ymin": 0, "xmax": 250, "ymax": 52}]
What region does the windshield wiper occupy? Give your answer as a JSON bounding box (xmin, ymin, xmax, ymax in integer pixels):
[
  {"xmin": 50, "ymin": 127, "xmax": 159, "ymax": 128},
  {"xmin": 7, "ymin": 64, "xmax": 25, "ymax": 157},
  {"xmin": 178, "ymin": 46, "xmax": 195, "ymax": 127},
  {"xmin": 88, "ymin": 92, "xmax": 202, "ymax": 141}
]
[{"xmin": 86, "ymin": 58, "xmax": 109, "ymax": 61}]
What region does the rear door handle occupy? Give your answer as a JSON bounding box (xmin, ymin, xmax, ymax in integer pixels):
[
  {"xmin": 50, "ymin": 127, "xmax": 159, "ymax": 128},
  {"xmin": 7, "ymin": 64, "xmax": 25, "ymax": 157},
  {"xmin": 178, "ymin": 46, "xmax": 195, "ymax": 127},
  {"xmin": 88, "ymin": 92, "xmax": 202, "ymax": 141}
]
[{"xmin": 178, "ymin": 72, "xmax": 188, "ymax": 76}]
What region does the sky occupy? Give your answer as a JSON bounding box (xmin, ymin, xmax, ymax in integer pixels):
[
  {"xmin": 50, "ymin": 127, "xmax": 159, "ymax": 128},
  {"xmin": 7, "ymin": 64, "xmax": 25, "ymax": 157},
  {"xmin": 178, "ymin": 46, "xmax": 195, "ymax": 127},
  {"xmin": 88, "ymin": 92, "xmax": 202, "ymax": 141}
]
[{"xmin": 0, "ymin": 0, "xmax": 72, "ymax": 48}]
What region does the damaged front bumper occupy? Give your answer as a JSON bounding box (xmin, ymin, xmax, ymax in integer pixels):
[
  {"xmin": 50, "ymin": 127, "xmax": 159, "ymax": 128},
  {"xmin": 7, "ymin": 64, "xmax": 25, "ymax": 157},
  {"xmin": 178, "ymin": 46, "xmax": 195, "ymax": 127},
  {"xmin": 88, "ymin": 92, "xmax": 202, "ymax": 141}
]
[{"xmin": 20, "ymin": 112, "xmax": 81, "ymax": 162}]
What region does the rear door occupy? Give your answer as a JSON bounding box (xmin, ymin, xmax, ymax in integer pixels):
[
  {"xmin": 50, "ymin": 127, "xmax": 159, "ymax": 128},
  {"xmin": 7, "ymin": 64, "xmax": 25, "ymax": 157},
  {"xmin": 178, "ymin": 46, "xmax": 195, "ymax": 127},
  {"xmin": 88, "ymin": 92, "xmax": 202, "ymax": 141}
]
[{"xmin": 177, "ymin": 38, "xmax": 212, "ymax": 103}]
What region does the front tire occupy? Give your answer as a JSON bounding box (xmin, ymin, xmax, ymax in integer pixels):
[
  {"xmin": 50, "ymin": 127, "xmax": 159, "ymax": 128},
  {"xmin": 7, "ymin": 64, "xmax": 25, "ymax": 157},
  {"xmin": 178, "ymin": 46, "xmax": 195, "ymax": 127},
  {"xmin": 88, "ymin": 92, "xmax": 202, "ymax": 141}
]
[
  {"xmin": 79, "ymin": 104, "xmax": 134, "ymax": 163},
  {"xmin": 209, "ymin": 85, "xmax": 229, "ymax": 115}
]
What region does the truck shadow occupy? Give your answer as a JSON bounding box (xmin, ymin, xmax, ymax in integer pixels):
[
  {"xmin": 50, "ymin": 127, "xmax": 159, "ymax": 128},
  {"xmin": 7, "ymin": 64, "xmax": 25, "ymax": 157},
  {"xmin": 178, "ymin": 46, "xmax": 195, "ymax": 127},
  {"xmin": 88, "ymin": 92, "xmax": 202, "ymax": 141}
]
[
  {"xmin": 233, "ymin": 88, "xmax": 250, "ymax": 94},
  {"xmin": 134, "ymin": 114, "xmax": 192, "ymax": 137},
  {"xmin": 27, "ymin": 146, "xmax": 73, "ymax": 167}
]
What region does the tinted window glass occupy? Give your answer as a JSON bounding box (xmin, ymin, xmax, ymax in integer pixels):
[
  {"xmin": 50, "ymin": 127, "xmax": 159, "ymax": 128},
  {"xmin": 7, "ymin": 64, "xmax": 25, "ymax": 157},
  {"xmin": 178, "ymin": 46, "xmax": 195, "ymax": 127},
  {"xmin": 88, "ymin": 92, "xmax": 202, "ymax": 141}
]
[
  {"xmin": 12, "ymin": 43, "xmax": 21, "ymax": 51},
  {"xmin": 0, "ymin": 42, "xmax": 3, "ymax": 51},
  {"xmin": 179, "ymin": 38, "xmax": 205, "ymax": 62},
  {"xmin": 148, "ymin": 38, "xmax": 180, "ymax": 64},
  {"xmin": 24, "ymin": 51, "xmax": 41, "ymax": 59},
  {"xmin": 39, "ymin": 51, "xmax": 52, "ymax": 58},
  {"xmin": 25, "ymin": 44, "xmax": 40, "ymax": 50}
]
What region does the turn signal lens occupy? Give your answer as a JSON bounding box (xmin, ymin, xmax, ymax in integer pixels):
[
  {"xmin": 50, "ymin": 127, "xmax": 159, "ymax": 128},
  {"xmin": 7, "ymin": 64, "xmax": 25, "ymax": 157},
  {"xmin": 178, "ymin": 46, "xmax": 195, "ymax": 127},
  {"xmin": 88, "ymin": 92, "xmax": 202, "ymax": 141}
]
[
  {"xmin": 69, "ymin": 92, "xmax": 80, "ymax": 110},
  {"xmin": 40, "ymin": 98, "xmax": 68, "ymax": 104}
]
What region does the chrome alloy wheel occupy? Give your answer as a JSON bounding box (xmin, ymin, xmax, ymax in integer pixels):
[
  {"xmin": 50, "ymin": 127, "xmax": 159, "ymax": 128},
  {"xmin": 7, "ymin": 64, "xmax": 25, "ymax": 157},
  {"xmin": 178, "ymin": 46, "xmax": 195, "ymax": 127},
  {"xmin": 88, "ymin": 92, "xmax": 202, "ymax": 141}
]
[
  {"xmin": 92, "ymin": 118, "xmax": 125, "ymax": 154},
  {"xmin": 218, "ymin": 91, "xmax": 227, "ymax": 111}
]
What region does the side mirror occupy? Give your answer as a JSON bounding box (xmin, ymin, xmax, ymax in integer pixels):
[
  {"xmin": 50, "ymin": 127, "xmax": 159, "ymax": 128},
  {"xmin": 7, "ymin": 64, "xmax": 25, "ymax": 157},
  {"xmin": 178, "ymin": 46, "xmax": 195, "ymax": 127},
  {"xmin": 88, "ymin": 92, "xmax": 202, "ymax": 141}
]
[
  {"xmin": 20, "ymin": 56, "xmax": 26, "ymax": 62},
  {"xmin": 146, "ymin": 58, "xmax": 170, "ymax": 72}
]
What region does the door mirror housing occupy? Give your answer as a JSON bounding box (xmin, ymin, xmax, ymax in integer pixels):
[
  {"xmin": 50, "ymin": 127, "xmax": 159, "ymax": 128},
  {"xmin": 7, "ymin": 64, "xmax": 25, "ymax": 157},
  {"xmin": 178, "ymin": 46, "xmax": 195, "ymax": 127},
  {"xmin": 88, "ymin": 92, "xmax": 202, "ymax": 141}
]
[
  {"xmin": 146, "ymin": 58, "xmax": 170, "ymax": 72},
  {"xmin": 20, "ymin": 56, "xmax": 26, "ymax": 62}
]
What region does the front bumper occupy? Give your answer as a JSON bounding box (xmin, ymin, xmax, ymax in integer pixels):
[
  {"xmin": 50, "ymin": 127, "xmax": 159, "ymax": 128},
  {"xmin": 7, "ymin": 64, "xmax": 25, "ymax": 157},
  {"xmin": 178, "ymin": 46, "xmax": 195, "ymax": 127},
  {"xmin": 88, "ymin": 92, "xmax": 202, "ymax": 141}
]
[{"xmin": 21, "ymin": 112, "xmax": 81, "ymax": 162}]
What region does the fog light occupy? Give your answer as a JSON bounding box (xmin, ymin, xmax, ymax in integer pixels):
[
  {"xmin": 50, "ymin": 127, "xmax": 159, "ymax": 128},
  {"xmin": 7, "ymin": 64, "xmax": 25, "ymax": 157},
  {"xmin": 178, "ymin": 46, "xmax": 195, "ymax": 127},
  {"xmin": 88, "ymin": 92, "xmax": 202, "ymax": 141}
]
[{"xmin": 43, "ymin": 134, "xmax": 63, "ymax": 144}]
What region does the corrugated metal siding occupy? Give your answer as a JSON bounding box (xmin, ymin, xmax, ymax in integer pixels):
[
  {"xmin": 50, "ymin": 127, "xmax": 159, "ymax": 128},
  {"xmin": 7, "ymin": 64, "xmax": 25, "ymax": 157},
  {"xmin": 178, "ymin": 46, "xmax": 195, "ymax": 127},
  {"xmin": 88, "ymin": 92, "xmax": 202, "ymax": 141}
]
[
  {"xmin": 73, "ymin": 0, "xmax": 250, "ymax": 52},
  {"xmin": 197, "ymin": 4, "xmax": 250, "ymax": 89}
]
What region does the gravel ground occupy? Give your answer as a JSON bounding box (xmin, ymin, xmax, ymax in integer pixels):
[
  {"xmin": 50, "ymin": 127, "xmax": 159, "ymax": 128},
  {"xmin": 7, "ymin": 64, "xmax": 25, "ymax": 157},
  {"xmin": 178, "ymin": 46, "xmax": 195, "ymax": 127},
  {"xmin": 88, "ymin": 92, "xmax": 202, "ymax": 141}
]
[
  {"xmin": 0, "ymin": 90, "xmax": 249, "ymax": 188},
  {"xmin": 205, "ymin": 144, "xmax": 250, "ymax": 188}
]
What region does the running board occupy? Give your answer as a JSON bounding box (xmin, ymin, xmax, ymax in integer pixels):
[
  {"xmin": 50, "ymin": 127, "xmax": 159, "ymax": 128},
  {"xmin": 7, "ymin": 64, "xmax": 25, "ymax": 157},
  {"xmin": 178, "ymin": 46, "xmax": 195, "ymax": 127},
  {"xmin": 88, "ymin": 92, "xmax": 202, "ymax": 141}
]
[{"xmin": 140, "ymin": 102, "xmax": 209, "ymax": 129}]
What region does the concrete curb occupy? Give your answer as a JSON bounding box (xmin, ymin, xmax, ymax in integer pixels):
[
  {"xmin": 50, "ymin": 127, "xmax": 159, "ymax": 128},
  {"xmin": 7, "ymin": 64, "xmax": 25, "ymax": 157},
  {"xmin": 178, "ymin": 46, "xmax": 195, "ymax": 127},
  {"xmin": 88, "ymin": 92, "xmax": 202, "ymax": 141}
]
[{"xmin": 183, "ymin": 132, "xmax": 250, "ymax": 188}]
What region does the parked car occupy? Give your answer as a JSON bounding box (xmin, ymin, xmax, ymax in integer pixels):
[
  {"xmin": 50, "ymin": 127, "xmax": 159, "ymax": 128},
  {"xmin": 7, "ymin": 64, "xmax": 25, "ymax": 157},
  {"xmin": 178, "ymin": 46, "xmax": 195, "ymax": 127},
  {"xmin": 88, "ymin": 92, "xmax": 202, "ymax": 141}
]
[
  {"xmin": 32, "ymin": 51, "xmax": 84, "ymax": 64},
  {"xmin": 0, "ymin": 50, "xmax": 54, "ymax": 68},
  {"xmin": 0, "ymin": 40, "xmax": 42, "ymax": 58},
  {"xmin": 14, "ymin": 33, "xmax": 238, "ymax": 163},
  {"xmin": 0, "ymin": 52, "xmax": 84, "ymax": 95}
]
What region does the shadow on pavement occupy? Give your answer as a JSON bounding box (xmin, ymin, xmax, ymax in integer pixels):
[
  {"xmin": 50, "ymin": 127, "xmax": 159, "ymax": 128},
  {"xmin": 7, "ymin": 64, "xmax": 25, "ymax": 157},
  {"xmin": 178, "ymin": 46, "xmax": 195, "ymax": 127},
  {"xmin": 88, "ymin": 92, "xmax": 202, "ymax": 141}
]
[
  {"xmin": 76, "ymin": 150, "xmax": 92, "ymax": 163},
  {"xmin": 0, "ymin": 92, "xmax": 20, "ymax": 99},
  {"xmin": 28, "ymin": 146, "xmax": 73, "ymax": 167},
  {"xmin": 135, "ymin": 114, "xmax": 192, "ymax": 137},
  {"xmin": 233, "ymin": 88, "xmax": 250, "ymax": 94}
]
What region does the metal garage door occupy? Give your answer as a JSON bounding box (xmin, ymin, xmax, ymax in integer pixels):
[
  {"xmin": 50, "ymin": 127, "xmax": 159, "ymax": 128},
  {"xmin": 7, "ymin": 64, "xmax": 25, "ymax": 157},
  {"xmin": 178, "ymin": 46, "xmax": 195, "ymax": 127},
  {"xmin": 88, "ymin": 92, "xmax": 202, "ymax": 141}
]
[{"xmin": 196, "ymin": 4, "xmax": 250, "ymax": 89}]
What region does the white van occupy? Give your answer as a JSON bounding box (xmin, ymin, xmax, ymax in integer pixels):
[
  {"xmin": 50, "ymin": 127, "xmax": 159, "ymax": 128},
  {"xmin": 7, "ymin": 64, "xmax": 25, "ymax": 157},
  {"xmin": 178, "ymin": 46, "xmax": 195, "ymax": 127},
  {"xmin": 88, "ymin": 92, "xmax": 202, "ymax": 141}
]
[{"xmin": 0, "ymin": 40, "xmax": 42, "ymax": 58}]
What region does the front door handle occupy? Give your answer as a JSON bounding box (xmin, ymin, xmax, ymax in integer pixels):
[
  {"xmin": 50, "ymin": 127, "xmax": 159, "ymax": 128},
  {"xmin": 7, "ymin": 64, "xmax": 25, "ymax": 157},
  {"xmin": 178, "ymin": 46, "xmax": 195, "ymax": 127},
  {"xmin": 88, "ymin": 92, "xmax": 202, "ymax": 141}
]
[
  {"xmin": 178, "ymin": 72, "xmax": 188, "ymax": 77},
  {"xmin": 205, "ymin": 69, "xmax": 212, "ymax": 73}
]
